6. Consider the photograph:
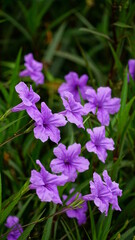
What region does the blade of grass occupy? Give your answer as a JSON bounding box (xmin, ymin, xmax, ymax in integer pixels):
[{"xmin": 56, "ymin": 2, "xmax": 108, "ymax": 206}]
[
  {"xmin": 0, "ymin": 180, "xmax": 29, "ymax": 224},
  {"xmin": 73, "ymin": 219, "xmax": 81, "ymax": 240},
  {"xmin": 0, "ymin": 173, "xmax": 2, "ymax": 212},
  {"xmin": 9, "ymin": 49, "xmax": 22, "ymax": 105},
  {"xmin": 45, "ymin": 22, "xmax": 66, "ymax": 63},
  {"xmin": 41, "ymin": 204, "xmax": 56, "ymax": 240},
  {"xmin": 80, "ymin": 27, "xmax": 111, "ymax": 41},
  {"xmin": 0, "ymin": 10, "xmax": 32, "ymax": 41},
  {"xmin": 18, "ymin": 210, "xmax": 45, "ymax": 240},
  {"xmin": 120, "ymin": 226, "xmax": 135, "ymax": 240},
  {"xmin": 88, "ymin": 202, "xmax": 96, "ymax": 240},
  {"xmin": 61, "ymin": 218, "xmax": 76, "ymax": 240}
]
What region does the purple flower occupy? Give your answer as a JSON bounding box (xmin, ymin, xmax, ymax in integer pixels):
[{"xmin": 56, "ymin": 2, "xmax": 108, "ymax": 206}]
[
  {"xmin": 60, "ymin": 91, "xmax": 88, "ymax": 129},
  {"xmin": 86, "ymin": 126, "xmax": 114, "ymax": 163},
  {"xmin": 12, "ymin": 82, "xmax": 40, "ymax": 118},
  {"xmin": 103, "ymin": 170, "xmax": 122, "ymax": 211},
  {"xmin": 128, "ymin": 59, "xmax": 135, "ymax": 82},
  {"xmin": 83, "ymin": 172, "xmax": 112, "ymax": 216},
  {"xmin": 30, "ymin": 160, "xmax": 68, "ymax": 204},
  {"xmin": 50, "ymin": 143, "xmax": 90, "ymax": 182},
  {"xmin": 83, "ymin": 171, "xmax": 122, "ymax": 216},
  {"xmin": 63, "ymin": 189, "xmax": 88, "ymax": 225},
  {"xmin": 19, "ymin": 53, "xmax": 44, "ymax": 85},
  {"xmin": 31, "ymin": 102, "xmax": 67, "ymax": 143},
  {"xmin": 84, "ymin": 87, "xmax": 121, "ymax": 126},
  {"xmin": 58, "ymin": 71, "xmax": 91, "ymax": 102},
  {"xmin": 5, "ymin": 216, "xmax": 23, "ymax": 240}
]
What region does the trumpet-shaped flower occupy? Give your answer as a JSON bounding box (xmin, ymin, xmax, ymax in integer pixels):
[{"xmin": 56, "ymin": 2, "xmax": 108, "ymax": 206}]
[
  {"xmin": 12, "ymin": 82, "xmax": 40, "ymax": 118},
  {"xmin": 50, "ymin": 143, "xmax": 90, "ymax": 182},
  {"xmin": 103, "ymin": 170, "xmax": 122, "ymax": 211},
  {"xmin": 60, "ymin": 91, "xmax": 88, "ymax": 128},
  {"xmin": 84, "ymin": 87, "xmax": 121, "ymax": 126},
  {"xmin": 5, "ymin": 216, "xmax": 23, "ymax": 240},
  {"xmin": 32, "ymin": 102, "xmax": 67, "ymax": 143},
  {"xmin": 83, "ymin": 171, "xmax": 122, "ymax": 216},
  {"xmin": 128, "ymin": 59, "xmax": 135, "ymax": 82},
  {"xmin": 30, "ymin": 160, "xmax": 68, "ymax": 204},
  {"xmin": 19, "ymin": 53, "xmax": 44, "ymax": 85},
  {"xmin": 86, "ymin": 126, "xmax": 114, "ymax": 163},
  {"xmin": 58, "ymin": 71, "xmax": 90, "ymax": 102},
  {"xmin": 63, "ymin": 189, "xmax": 88, "ymax": 225}
]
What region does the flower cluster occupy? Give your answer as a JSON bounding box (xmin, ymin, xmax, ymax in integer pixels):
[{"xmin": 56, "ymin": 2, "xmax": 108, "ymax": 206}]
[
  {"xmin": 5, "ymin": 216, "xmax": 23, "ymax": 240},
  {"xmin": 83, "ymin": 171, "xmax": 122, "ymax": 216},
  {"xmin": 9, "ymin": 56, "xmax": 122, "ymax": 231}
]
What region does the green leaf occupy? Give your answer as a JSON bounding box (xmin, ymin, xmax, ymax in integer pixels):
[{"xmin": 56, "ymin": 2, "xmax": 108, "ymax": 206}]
[
  {"xmin": 88, "ymin": 202, "xmax": 97, "ymax": 240},
  {"xmin": 18, "ymin": 210, "xmax": 45, "ymax": 240},
  {"xmin": 100, "ymin": 208, "xmax": 113, "ymax": 240},
  {"xmin": 9, "ymin": 49, "xmax": 22, "ymax": 105},
  {"xmin": 73, "ymin": 219, "xmax": 81, "ymax": 240},
  {"xmin": 118, "ymin": 96, "xmax": 135, "ymax": 136},
  {"xmin": 79, "ymin": 27, "xmax": 111, "ymax": 41},
  {"xmin": 119, "ymin": 67, "xmax": 128, "ymax": 113},
  {"xmin": 0, "ymin": 173, "xmax": 2, "ymax": 212},
  {"xmin": 45, "ymin": 23, "xmax": 66, "ymax": 63},
  {"xmin": 113, "ymin": 22, "xmax": 133, "ymax": 29},
  {"xmin": 0, "ymin": 83, "xmax": 9, "ymax": 102},
  {"xmin": 120, "ymin": 226, "xmax": 135, "ymax": 240},
  {"xmin": 41, "ymin": 205, "xmax": 56, "ymax": 240},
  {"xmin": 0, "ymin": 10, "xmax": 32, "ymax": 41},
  {"xmin": 17, "ymin": 196, "xmax": 33, "ymax": 218},
  {"xmin": 61, "ymin": 218, "xmax": 76, "ymax": 240},
  {"xmin": 0, "ymin": 180, "xmax": 29, "ymax": 225},
  {"xmin": 108, "ymin": 42, "xmax": 123, "ymax": 71},
  {"xmin": 0, "ymin": 115, "xmax": 26, "ymax": 133}
]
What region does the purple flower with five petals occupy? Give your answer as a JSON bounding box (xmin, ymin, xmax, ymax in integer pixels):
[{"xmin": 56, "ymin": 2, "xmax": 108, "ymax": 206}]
[
  {"xmin": 58, "ymin": 71, "xmax": 91, "ymax": 102},
  {"xmin": 5, "ymin": 216, "xmax": 23, "ymax": 240},
  {"xmin": 12, "ymin": 82, "xmax": 40, "ymax": 118},
  {"xmin": 60, "ymin": 91, "xmax": 88, "ymax": 129},
  {"xmin": 83, "ymin": 171, "xmax": 122, "ymax": 216},
  {"xmin": 103, "ymin": 170, "xmax": 122, "ymax": 211},
  {"xmin": 30, "ymin": 160, "xmax": 68, "ymax": 204},
  {"xmin": 19, "ymin": 53, "xmax": 44, "ymax": 85},
  {"xmin": 63, "ymin": 189, "xmax": 88, "ymax": 225},
  {"xmin": 127, "ymin": 59, "xmax": 135, "ymax": 82},
  {"xmin": 83, "ymin": 172, "xmax": 112, "ymax": 216},
  {"xmin": 31, "ymin": 102, "xmax": 67, "ymax": 143},
  {"xmin": 84, "ymin": 87, "xmax": 121, "ymax": 126},
  {"xmin": 85, "ymin": 126, "xmax": 114, "ymax": 163},
  {"xmin": 50, "ymin": 143, "xmax": 90, "ymax": 182}
]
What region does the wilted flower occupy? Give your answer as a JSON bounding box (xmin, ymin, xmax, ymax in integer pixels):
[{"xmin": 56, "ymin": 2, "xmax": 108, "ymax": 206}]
[
  {"xmin": 50, "ymin": 143, "xmax": 90, "ymax": 182},
  {"xmin": 30, "ymin": 160, "xmax": 68, "ymax": 204},
  {"xmin": 84, "ymin": 87, "xmax": 121, "ymax": 126},
  {"xmin": 60, "ymin": 91, "xmax": 88, "ymax": 129},
  {"xmin": 19, "ymin": 53, "xmax": 44, "ymax": 85},
  {"xmin": 83, "ymin": 171, "xmax": 122, "ymax": 216},
  {"xmin": 58, "ymin": 71, "xmax": 90, "ymax": 102},
  {"xmin": 63, "ymin": 189, "xmax": 88, "ymax": 225},
  {"xmin": 5, "ymin": 216, "xmax": 23, "ymax": 240},
  {"xmin": 127, "ymin": 59, "xmax": 135, "ymax": 82},
  {"xmin": 12, "ymin": 82, "xmax": 40, "ymax": 118},
  {"xmin": 31, "ymin": 102, "xmax": 67, "ymax": 143},
  {"xmin": 85, "ymin": 126, "xmax": 114, "ymax": 163}
]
